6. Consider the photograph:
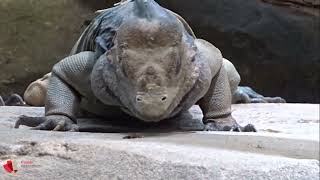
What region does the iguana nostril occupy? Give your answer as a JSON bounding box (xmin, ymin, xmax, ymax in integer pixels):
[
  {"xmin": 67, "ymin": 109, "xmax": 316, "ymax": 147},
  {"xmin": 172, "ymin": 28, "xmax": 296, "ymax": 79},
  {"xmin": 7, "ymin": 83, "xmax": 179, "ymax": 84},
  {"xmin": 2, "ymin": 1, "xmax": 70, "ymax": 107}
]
[
  {"xmin": 136, "ymin": 96, "xmax": 143, "ymax": 102},
  {"xmin": 136, "ymin": 96, "xmax": 167, "ymax": 102}
]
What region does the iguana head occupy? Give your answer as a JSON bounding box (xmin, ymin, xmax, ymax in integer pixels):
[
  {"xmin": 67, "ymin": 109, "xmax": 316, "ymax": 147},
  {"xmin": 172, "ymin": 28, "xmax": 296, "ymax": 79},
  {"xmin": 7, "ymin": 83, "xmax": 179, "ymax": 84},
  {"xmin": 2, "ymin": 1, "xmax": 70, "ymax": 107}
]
[{"xmin": 94, "ymin": 0, "xmax": 199, "ymax": 122}]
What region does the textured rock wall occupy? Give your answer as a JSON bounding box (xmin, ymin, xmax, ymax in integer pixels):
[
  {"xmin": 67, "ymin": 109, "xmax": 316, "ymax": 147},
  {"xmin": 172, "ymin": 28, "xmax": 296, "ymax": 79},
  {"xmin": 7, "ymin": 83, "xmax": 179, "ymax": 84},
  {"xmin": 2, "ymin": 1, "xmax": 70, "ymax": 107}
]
[
  {"xmin": 157, "ymin": 0, "xmax": 320, "ymax": 103},
  {"xmin": 0, "ymin": 0, "xmax": 319, "ymax": 102},
  {"xmin": 0, "ymin": 0, "xmax": 92, "ymax": 96}
]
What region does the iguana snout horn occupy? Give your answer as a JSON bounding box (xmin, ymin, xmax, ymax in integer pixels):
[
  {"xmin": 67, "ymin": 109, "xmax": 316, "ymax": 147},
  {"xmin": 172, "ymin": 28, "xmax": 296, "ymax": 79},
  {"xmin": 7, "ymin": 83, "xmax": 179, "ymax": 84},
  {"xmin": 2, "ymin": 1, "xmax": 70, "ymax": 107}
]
[{"xmin": 134, "ymin": 0, "xmax": 161, "ymax": 20}]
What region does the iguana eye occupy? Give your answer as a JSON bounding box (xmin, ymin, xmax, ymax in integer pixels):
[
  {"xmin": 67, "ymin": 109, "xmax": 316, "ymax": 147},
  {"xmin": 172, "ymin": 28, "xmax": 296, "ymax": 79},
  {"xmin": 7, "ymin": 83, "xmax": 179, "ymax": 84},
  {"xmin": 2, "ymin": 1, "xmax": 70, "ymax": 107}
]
[
  {"xmin": 166, "ymin": 50, "xmax": 181, "ymax": 75},
  {"xmin": 189, "ymin": 44, "xmax": 197, "ymax": 62},
  {"xmin": 118, "ymin": 56, "xmax": 122, "ymax": 63},
  {"xmin": 191, "ymin": 55, "xmax": 195, "ymax": 62},
  {"xmin": 172, "ymin": 51, "xmax": 182, "ymax": 75},
  {"xmin": 119, "ymin": 43, "xmax": 128, "ymax": 50},
  {"xmin": 120, "ymin": 61, "xmax": 128, "ymax": 77}
]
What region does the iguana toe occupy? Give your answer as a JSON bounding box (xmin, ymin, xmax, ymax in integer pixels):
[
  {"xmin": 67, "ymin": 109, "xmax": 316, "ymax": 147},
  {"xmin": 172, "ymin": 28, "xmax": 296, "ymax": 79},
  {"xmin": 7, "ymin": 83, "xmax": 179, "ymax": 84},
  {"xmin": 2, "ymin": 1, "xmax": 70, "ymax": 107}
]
[
  {"xmin": 204, "ymin": 121, "xmax": 242, "ymax": 132},
  {"xmin": 242, "ymin": 124, "xmax": 257, "ymax": 132},
  {"xmin": 52, "ymin": 121, "xmax": 79, "ymax": 132},
  {"xmin": 31, "ymin": 120, "xmax": 52, "ymax": 130},
  {"xmin": 0, "ymin": 96, "xmax": 4, "ymax": 106},
  {"xmin": 68, "ymin": 125, "xmax": 80, "ymax": 132},
  {"xmin": 234, "ymin": 86, "xmax": 286, "ymax": 104},
  {"xmin": 262, "ymin": 97, "xmax": 286, "ymax": 103},
  {"xmin": 204, "ymin": 120, "xmax": 257, "ymax": 132},
  {"xmin": 15, "ymin": 116, "xmax": 46, "ymax": 128},
  {"xmin": 24, "ymin": 115, "xmax": 77, "ymax": 131}
]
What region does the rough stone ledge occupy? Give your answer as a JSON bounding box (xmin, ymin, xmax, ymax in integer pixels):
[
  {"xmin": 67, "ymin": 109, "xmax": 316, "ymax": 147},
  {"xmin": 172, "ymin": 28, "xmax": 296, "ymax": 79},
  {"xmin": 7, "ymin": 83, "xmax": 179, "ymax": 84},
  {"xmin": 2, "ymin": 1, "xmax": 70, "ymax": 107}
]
[{"xmin": 0, "ymin": 104, "xmax": 319, "ymax": 179}]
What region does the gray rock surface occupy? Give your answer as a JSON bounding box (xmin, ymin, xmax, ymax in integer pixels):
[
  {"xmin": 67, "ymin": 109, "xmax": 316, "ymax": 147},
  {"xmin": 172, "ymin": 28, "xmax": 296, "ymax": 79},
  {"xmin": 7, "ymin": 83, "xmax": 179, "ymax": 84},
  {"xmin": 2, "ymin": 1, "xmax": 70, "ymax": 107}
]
[{"xmin": 0, "ymin": 104, "xmax": 319, "ymax": 179}]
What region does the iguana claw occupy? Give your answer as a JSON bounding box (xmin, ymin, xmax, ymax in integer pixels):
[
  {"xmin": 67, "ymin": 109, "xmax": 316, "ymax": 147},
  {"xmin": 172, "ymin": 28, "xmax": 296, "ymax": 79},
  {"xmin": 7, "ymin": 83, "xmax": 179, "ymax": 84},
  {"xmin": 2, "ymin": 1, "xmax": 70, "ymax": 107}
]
[
  {"xmin": 204, "ymin": 120, "xmax": 257, "ymax": 132},
  {"xmin": 233, "ymin": 86, "xmax": 286, "ymax": 104},
  {"xmin": 0, "ymin": 96, "xmax": 4, "ymax": 106},
  {"xmin": 15, "ymin": 115, "xmax": 79, "ymax": 132}
]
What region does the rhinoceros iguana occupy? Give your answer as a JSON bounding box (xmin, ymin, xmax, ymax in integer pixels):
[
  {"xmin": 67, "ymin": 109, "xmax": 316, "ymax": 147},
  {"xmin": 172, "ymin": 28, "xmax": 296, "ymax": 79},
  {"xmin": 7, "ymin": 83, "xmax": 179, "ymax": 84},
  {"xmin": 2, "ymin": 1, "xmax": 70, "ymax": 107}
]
[{"xmin": 16, "ymin": 0, "xmax": 284, "ymax": 132}]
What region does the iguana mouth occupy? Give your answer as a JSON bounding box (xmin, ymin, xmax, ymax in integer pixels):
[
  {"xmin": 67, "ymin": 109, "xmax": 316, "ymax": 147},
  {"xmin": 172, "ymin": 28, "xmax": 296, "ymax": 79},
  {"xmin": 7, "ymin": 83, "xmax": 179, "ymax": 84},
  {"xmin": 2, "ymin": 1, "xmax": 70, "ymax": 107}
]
[{"xmin": 130, "ymin": 66, "xmax": 200, "ymax": 122}]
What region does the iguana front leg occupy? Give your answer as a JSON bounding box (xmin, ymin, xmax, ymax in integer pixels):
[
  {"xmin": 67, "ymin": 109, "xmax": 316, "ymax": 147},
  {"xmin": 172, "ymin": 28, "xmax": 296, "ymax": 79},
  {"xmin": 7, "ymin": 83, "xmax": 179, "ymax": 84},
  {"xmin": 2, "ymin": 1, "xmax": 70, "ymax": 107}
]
[
  {"xmin": 198, "ymin": 67, "xmax": 256, "ymax": 132},
  {"xmin": 20, "ymin": 73, "xmax": 80, "ymax": 131},
  {"xmin": 16, "ymin": 52, "xmax": 96, "ymax": 131}
]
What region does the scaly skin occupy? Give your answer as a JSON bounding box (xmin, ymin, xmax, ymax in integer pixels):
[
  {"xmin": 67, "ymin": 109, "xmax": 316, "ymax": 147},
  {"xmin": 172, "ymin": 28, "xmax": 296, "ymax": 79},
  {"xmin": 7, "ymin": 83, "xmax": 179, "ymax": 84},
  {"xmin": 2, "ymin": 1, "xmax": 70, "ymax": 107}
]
[{"xmin": 16, "ymin": 0, "xmax": 282, "ymax": 132}]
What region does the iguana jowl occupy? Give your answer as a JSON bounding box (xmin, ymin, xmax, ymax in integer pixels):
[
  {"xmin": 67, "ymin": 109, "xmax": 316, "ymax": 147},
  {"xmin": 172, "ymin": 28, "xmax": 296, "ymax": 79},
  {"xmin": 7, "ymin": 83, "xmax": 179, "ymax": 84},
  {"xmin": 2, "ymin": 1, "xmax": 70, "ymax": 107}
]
[{"xmin": 17, "ymin": 0, "xmax": 284, "ymax": 132}]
